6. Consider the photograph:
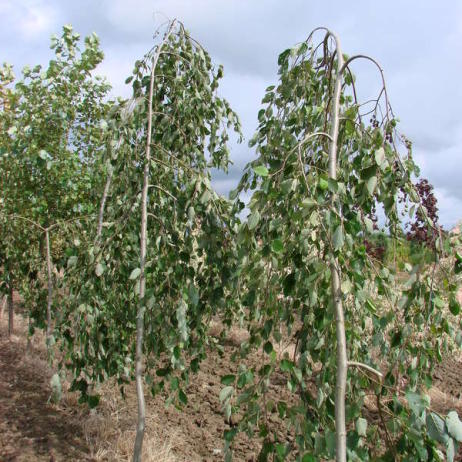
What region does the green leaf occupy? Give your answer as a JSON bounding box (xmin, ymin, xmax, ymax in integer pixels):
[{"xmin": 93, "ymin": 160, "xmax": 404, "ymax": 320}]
[
  {"xmin": 293, "ymin": 367, "xmax": 303, "ymax": 383},
  {"xmin": 187, "ymin": 206, "xmax": 195, "ymax": 221},
  {"xmin": 253, "ymin": 165, "xmax": 269, "ymax": 177},
  {"xmin": 178, "ymin": 389, "xmax": 188, "ymax": 405},
  {"xmin": 219, "ymin": 385, "xmax": 234, "ymax": 403},
  {"xmin": 332, "ymin": 225, "xmax": 344, "ymax": 250},
  {"xmin": 281, "ymin": 178, "xmax": 295, "ymax": 195},
  {"xmin": 366, "ymin": 175, "xmax": 378, "ymax": 195},
  {"xmin": 95, "ymin": 263, "xmax": 104, "ymax": 277},
  {"xmin": 449, "ymin": 298, "xmax": 461, "ymax": 316},
  {"xmin": 374, "ymin": 147, "xmax": 386, "ymax": 169},
  {"xmin": 224, "ymin": 427, "xmax": 238, "ymax": 442},
  {"xmin": 325, "ymin": 430, "xmax": 336, "ymax": 458},
  {"xmin": 263, "ymin": 341, "xmax": 273, "ymax": 354},
  {"xmin": 200, "ymin": 189, "xmax": 211, "ymax": 204},
  {"xmin": 364, "ymin": 216, "xmax": 374, "ymax": 233},
  {"xmin": 406, "ymin": 391, "xmax": 429, "ymax": 417},
  {"xmin": 328, "ymin": 178, "xmax": 338, "ymax": 193},
  {"xmin": 258, "ymin": 109, "xmax": 265, "ymax": 122},
  {"xmin": 67, "ymin": 256, "xmax": 78, "ymax": 268},
  {"xmin": 446, "ymin": 437, "xmax": 455, "ymax": 462},
  {"xmin": 365, "ymin": 299, "xmax": 377, "ymax": 314},
  {"xmin": 319, "ymin": 177, "xmax": 328, "ymax": 191},
  {"xmin": 38, "ymin": 149, "xmax": 49, "ymax": 160},
  {"xmin": 129, "ymin": 267, "xmax": 141, "ymax": 280},
  {"xmin": 229, "ymin": 188, "xmax": 238, "ymax": 200},
  {"xmin": 221, "ymin": 374, "xmax": 235, "ymax": 385},
  {"xmin": 302, "ymin": 197, "xmax": 317, "ymax": 208},
  {"xmin": 271, "ymin": 239, "xmax": 284, "ymax": 253},
  {"xmin": 248, "ymin": 211, "xmax": 260, "ymax": 230},
  {"xmin": 302, "ymin": 455, "xmax": 316, "ymax": 462},
  {"xmin": 280, "ymin": 359, "xmax": 292, "ymax": 372},
  {"xmin": 87, "ymin": 394, "xmax": 100, "ymax": 408},
  {"xmin": 446, "ymin": 411, "xmax": 462, "ymax": 442},
  {"xmin": 426, "ymin": 412, "xmax": 449, "ymax": 444},
  {"xmin": 356, "ymin": 417, "xmax": 367, "ymax": 436},
  {"xmin": 456, "ymin": 331, "xmax": 462, "ymax": 348}
]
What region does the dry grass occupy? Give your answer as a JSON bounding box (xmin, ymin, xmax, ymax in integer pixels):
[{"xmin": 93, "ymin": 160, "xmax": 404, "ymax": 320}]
[
  {"xmin": 5, "ymin": 298, "xmax": 461, "ymax": 461},
  {"xmin": 2, "ymin": 309, "xmax": 179, "ymax": 462},
  {"xmin": 77, "ymin": 381, "xmax": 178, "ymax": 462}
]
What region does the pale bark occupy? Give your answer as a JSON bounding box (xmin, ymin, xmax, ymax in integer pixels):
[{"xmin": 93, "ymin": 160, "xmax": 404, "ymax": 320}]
[
  {"xmin": 8, "ymin": 285, "xmax": 13, "ymax": 337},
  {"xmin": 0, "ymin": 294, "xmax": 6, "ymax": 319},
  {"xmin": 26, "ymin": 315, "xmax": 32, "ymax": 355},
  {"xmin": 45, "ymin": 228, "xmax": 53, "ymax": 344},
  {"xmin": 96, "ymin": 168, "xmax": 112, "ymax": 242},
  {"xmin": 326, "ymin": 31, "xmax": 348, "ymax": 462},
  {"xmin": 133, "ymin": 20, "xmax": 176, "ymax": 462},
  {"xmin": 348, "ymin": 361, "xmax": 383, "ymax": 379}
]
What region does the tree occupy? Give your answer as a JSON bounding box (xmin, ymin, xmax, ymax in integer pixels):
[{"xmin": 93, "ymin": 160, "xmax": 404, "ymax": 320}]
[
  {"xmin": 0, "ymin": 25, "xmax": 111, "ymax": 342},
  {"xmin": 227, "ymin": 28, "xmax": 461, "ymax": 461},
  {"xmin": 56, "ymin": 20, "xmax": 241, "ymax": 461},
  {"xmin": 0, "ymin": 62, "xmax": 18, "ymax": 336}
]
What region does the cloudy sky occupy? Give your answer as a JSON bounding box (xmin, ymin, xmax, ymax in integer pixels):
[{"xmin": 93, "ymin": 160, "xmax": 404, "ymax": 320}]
[{"xmin": 1, "ymin": 0, "xmax": 461, "ymax": 228}]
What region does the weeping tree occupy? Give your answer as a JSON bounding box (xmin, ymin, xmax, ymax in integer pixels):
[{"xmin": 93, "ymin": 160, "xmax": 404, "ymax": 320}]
[
  {"xmin": 57, "ymin": 20, "xmax": 241, "ymax": 461},
  {"xmin": 226, "ymin": 28, "xmax": 462, "ymax": 461},
  {"xmin": 0, "ymin": 26, "xmax": 111, "ymax": 344},
  {"xmin": 0, "ymin": 62, "xmax": 17, "ymax": 335}
]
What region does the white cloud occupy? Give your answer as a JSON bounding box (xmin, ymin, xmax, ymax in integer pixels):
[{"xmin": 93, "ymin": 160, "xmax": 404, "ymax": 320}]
[
  {"xmin": 12, "ymin": 0, "xmax": 57, "ymax": 40},
  {"xmin": 434, "ymin": 188, "xmax": 462, "ymax": 230},
  {"xmin": 1, "ymin": 0, "xmax": 461, "ymax": 227}
]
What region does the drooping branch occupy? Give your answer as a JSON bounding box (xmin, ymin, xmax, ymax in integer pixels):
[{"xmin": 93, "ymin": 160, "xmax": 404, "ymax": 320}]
[
  {"xmin": 8, "ymin": 214, "xmax": 45, "ymax": 232},
  {"xmin": 348, "ymin": 361, "xmax": 383, "ymax": 379},
  {"xmin": 325, "ymin": 28, "xmax": 348, "ymax": 462},
  {"xmin": 340, "ymin": 54, "xmax": 394, "ymax": 123},
  {"xmin": 133, "ymin": 19, "xmax": 176, "ymax": 462},
  {"xmin": 271, "ymin": 132, "xmax": 333, "ymax": 177},
  {"xmin": 148, "ymin": 183, "xmax": 177, "ymax": 201},
  {"xmin": 96, "ymin": 163, "xmax": 114, "ymax": 242}
]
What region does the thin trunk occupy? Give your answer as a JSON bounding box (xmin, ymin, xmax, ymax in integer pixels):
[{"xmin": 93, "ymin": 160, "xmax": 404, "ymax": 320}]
[
  {"xmin": 133, "ymin": 20, "xmax": 176, "ymax": 462},
  {"xmin": 327, "ymin": 32, "xmax": 348, "ymax": 462},
  {"xmin": 96, "ymin": 162, "xmax": 113, "ymax": 243},
  {"xmin": 0, "ymin": 294, "xmax": 6, "ymax": 319},
  {"xmin": 8, "ymin": 285, "xmax": 13, "ymax": 337},
  {"xmin": 45, "ymin": 228, "xmax": 53, "ymax": 344},
  {"xmin": 26, "ymin": 314, "xmax": 32, "ymax": 355}
]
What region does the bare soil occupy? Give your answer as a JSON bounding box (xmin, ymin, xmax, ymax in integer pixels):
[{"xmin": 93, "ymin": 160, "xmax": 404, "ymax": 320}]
[{"xmin": 1, "ymin": 302, "xmax": 462, "ymax": 461}]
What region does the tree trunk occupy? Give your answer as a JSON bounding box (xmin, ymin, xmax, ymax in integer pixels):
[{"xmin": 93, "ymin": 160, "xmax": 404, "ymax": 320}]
[
  {"xmin": 26, "ymin": 314, "xmax": 32, "ymax": 355},
  {"xmin": 8, "ymin": 285, "xmax": 13, "ymax": 337},
  {"xmin": 96, "ymin": 163, "xmax": 113, "ymax": 243},
  {"xmin": 326, "ymin": 31, "xmax": 348, "ymax": 462},
  {"xmin": 133, "ymin": 20, "xmax": 176, "ymax": 462},
  {"xmin": 45, "ymin": 228, "xmax": 53, "ymax": 345},
  {"xmin": 0, "ymin": 294, "xmax": 6, "ymax": 319}
]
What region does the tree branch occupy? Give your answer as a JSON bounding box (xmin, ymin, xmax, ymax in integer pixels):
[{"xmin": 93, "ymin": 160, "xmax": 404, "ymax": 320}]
[{"xmin": 348, "ymin": 361, "xmax": 383, "ymax": 379}]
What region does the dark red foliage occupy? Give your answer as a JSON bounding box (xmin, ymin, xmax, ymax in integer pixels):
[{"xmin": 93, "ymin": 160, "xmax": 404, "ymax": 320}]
[
  {"xmin": 406, "ymin": 178, "xmax": 441, "ymax": 248},
  {"xmin": 364, "ymin": 239, "xmax": 386, "ymax": 261}
]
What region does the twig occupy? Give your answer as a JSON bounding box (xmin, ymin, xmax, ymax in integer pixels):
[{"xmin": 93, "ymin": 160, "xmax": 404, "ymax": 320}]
[{"xmin": 348, "ymin": 361, "xmax": 383, "ymax": 379}]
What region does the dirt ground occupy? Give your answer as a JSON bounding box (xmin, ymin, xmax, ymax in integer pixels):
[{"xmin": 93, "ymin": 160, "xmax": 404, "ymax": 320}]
[{"xmin": 1, "ymin": 302, "xmax": 462, "ymax": 461}]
